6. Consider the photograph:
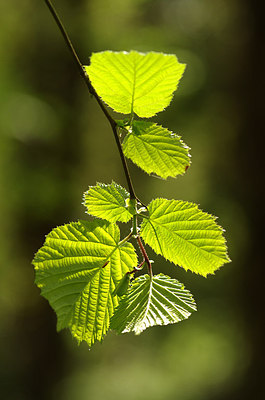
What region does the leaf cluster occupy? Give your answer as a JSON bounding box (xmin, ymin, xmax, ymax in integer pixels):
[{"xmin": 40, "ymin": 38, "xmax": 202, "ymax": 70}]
[{"xmin": 33, "ymin": 51, "xmax": 230, "ymax": 348}]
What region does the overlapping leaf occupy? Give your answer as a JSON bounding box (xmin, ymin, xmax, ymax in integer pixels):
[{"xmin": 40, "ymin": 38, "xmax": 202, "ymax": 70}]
[
  {"xmin": 111, "ymin": 273, "xmax": 196, "ymax": 334},
  {"xmin": 140, "ymin": 199, "xmax": 230, "ymax": 276},
  {"xmin": 83, "ymin": 182, "xmax": 135, "ymax": 223},
  {"xmin": 84, "ymin": 51, "xmax": 186, "ymax": 117},
  {"xmin": 33, "ymin": 220, "xmax": 137, "ymax": 347},
  {"xmin": 122, "ymin": 121, "xmax": 190, "ymax": 179}
]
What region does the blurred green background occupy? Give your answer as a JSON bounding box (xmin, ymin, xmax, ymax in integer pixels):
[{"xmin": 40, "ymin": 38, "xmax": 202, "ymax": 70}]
[{"xmin": 0, "ymin": 0, "xmax": 264, "ymax": 399}]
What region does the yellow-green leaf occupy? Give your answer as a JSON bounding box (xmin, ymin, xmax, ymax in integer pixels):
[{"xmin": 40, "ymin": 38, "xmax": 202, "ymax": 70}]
[
  {"xmin": 111, "ymin": 273, "xmax": 196, "ymax": 334},
  {"xmin": 140, "ymin": 199, "xmax": 230, "ymax": 276},
  {"xmin": 123, "ymin": 121, "xmax": 190, "ymax": 179},
  {"xmin": 84, "ymin": 51, "xmax": 186, "ymax": 118},
  {"xmin": 83, "ymin": 182, "xmax": 134, "ymax": 223},
  {"xmin": 33, "ymin": 220, "xmax": 137, "ymax": 347}
]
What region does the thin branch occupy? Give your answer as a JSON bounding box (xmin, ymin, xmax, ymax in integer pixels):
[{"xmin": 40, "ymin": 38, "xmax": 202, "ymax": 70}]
[
  {"xmin": 43, "ymin": 0, "xmax": 136, "ymax": 199},
  {"xmin": 44, "ymin": 0, "xmax": 82, "ymax": 71},
  {"xmin": 136, "ymin": 236, "xmax": 153, "ymax": 277},
  {"xmin": 126, "ymin": 259, "xmax": 145, "ymax": 275}
]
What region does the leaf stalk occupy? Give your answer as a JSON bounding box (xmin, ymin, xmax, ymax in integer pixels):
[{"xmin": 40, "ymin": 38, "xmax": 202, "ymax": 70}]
[
  {"xmin": 118, "ymin": 231, "xmax": 133, "ymax": 246},
  {"xmin": 136, "ymin": 236, "xmax": 153, "ymax": 277}
]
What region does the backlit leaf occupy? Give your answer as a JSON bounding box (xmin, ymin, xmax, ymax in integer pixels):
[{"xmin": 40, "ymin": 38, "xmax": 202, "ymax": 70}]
[
  {"xmin": 33, "ymin": 220, "xmax": 137, "ymax": 347},
  {"xmin": 83, "ymin": 182, "xmax": 134, "ymax": 223},
  {"xmin": 111, "ymin": 273, "xmax": 196, "ymax": 334},
  {"xmin": 122, "ymin": 121, "xmax": 190, "ymax": 179},
  {"xmin": 140, "ymin": 198, "xmax": 230, "ymax": 276},
  {"xmin": 84, "ymin": 51, "xmax": 186, "ymax": 117}
]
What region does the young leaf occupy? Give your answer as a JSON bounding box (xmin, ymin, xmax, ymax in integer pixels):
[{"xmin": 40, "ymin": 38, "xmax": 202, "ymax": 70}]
[
  {"xmin": 84, "ymin": 51, "xmax": 186, "ymax": 118},
  {"xmin": 33, "ymin": 220, "xmax": 137, "ymax": 347},
  {"xmin": 140, "ymin": 199, "xmax": 230, "ymax": 276},
  {"xmin": 83, "ymin": 182, "xmax": 134, "ymax": 223},
  {"xmin": 122, "ymin": 121, "xmax": 190, "ymax": 179},
  {"xmin": 111, "ymin": 273, "xmax": 196, "ymax": 335}
]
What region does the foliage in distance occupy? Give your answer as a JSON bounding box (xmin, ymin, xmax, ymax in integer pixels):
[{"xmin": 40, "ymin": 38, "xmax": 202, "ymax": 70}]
[{"xmin": 33, "ymin": 50, "xmax": 230, "ymax": 348}]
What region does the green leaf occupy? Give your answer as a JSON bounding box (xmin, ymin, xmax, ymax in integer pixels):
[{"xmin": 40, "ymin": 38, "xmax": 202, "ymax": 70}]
[
  {"xmin": 84, "ymin": 51, "xmax": 186, "ymax": 118},
  {"xmin": 122, "ymin": 121, "xmax": 190, "ymax": 179},
  {"xmin": 83, "ymin": 182, "xmax": 135, "ymax": 223},
  {"xmin": 111, "ymin": 273, "xmax": 196, "ymax": 334},
  {"xmin": 33, "ymin": 220, "xmax": 137, "ymax": 347},
  {"xmin": 140, "ymin": 199, "xmax": 230, "ymax": 276},
  {"xmin": 112, "ymin": 273, "xmax": 130, "ymax": 297}
]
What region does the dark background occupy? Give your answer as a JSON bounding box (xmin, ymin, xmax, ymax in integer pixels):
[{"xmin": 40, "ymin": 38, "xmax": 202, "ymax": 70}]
[{"xmin": 0, "ymin": 0, "xmax": 264, "ymax": 399}]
